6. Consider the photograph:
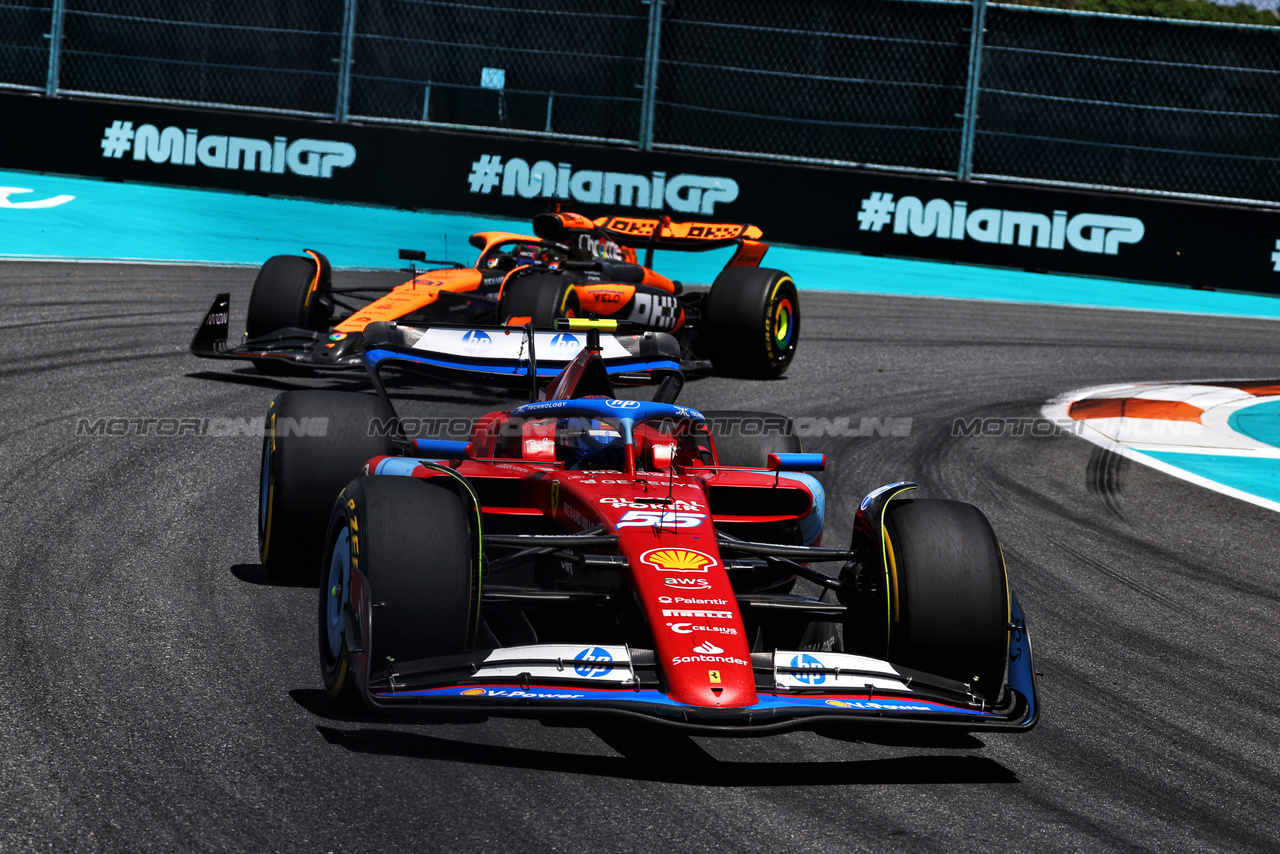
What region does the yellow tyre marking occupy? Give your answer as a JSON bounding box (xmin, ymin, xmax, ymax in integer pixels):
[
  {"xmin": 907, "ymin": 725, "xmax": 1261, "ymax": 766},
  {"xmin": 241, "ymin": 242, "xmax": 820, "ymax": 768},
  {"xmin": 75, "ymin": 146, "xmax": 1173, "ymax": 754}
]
[
  {"xmin": 327, "ymin": 655, "xmax": 348, "ymax": 698},
  {"xmin": 885, "ymin": 525, "xmax": 900, "ymax": 624}
]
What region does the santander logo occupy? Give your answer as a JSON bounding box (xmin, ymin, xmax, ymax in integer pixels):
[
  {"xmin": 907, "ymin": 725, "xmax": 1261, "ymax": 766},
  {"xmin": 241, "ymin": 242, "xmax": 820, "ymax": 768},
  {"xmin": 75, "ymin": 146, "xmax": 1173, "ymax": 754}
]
[{"xmin": 693, "ymin": 641, "xmax": 723, "ymax": 655}]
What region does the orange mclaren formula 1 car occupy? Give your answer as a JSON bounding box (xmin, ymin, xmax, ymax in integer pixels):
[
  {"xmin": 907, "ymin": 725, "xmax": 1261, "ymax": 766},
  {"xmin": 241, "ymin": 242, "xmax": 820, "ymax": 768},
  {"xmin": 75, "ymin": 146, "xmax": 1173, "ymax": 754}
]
[{"xmin": 191, "ymin": 211, "xmax": 800, "ymax": 379}]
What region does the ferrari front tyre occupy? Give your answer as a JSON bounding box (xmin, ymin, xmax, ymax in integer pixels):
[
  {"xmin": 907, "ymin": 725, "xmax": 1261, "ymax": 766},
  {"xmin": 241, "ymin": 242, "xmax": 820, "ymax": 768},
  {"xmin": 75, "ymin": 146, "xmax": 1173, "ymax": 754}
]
[
  {"xmin": 700, "ymin": 268, "xmax": 799, "ymax": 379},
  {"xmin": 320, "ymin": 477, "xmax": 478, "ymax": 702},
  {"xmin": 498, "ymin": 271, "xmax": 578, "ymax": 328},
  {"xmin": 246, "ymin": 253, "xmax": 332, "ymax": 374},
  {"xmin": 259, "ymin": 391, "xmax": 394, "ymax": 585},
  {"xmin": 702, "ymin": 410, "xmax": 802, "ymax": 467},
  {"xmin": 879, "ymin": 498, "xmax": 1010, "ymax": 699}
]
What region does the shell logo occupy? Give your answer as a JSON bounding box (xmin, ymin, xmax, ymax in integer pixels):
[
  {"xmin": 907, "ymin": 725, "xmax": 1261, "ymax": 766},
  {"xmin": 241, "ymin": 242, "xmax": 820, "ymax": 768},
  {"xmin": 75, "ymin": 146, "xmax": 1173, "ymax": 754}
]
[
  {"xmin": 641, "ymin": 548, "xmax": 717, "ymax": 573},
  {"xmin": 461, "ymin": 688, "xmax": 486, "ymax": 696}
]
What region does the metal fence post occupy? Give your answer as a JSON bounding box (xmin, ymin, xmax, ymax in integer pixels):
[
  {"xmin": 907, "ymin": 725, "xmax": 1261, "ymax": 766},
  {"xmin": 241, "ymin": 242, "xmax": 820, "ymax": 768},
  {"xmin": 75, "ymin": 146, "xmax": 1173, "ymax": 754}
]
[
  {"xmin": 957, "ymin": 0, "xmax": 987, "ymax": 180},
  {"xmin": 335, "ymin": 0, "xmax": 358, "ymax": 121},
  {"xmin": 44, "ymin": 0, "xmax": 65, "ymax": 96},
  {"xmin": 638, "ymin": 0, "xmax": 663, "ymax": 149}
]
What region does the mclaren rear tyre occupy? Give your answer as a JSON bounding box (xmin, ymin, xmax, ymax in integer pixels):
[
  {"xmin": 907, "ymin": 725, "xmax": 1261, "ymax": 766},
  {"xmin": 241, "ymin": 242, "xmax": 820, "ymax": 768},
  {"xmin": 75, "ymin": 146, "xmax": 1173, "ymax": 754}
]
[
  {"xmin": 701, "ymin": 268, "xmax": 799, "ymax": 379},
  {"xmin": 259, "ymin": 391, "xmax": 394, "ymax": 585},
  {"xmin": 877, "ymin": 498, "xmax": 1010, "ymax": 699},
  {"xmin": 245, "ymin": 253, "xmax": 332, "ymax": 374},
  {"xmin": 498, "ymin": 272, "xmax": 579, "ymax": 328},
  {"xmin": 702, "ymin": 410, "xmax": 802, "ymax": 467},
  {"xmin": 320, "ymin": 477, "xmax": 478, "ymax": 705}
]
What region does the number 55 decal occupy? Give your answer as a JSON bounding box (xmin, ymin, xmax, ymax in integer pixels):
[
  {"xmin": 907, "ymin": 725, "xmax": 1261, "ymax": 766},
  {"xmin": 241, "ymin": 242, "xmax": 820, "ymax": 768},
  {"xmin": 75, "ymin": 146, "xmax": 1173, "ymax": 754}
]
[{"xmin": 615, "ymin": 510, "xmax": 706, "ymax": 529}]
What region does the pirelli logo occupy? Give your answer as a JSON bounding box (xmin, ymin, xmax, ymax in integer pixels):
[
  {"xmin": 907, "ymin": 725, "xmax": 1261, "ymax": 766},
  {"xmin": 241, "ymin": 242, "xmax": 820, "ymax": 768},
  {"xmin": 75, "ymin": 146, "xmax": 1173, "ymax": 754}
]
[{"xmin": 661, "ymin": 609, "xmax": 734, "ymax": 619}]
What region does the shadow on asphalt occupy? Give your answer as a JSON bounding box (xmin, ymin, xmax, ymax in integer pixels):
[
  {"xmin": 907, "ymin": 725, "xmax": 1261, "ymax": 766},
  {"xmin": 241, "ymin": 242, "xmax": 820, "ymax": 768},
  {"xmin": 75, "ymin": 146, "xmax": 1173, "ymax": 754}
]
[
  {"xmin": 230, "ymin": 563, "xmax": 317, "ymax": 588},
  {"xmin": 302, "ymin": 714, "xmax": 1017, "ymax": 786}
]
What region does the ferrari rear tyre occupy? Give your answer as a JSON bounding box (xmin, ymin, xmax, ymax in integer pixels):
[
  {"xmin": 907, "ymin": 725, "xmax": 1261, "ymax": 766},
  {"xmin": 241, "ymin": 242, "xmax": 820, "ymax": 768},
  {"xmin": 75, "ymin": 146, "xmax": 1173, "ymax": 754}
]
[
  {"xmin": 246, "ymin": 253, "xmax": 332, "ymax": 374},
  {"xmin": 880, "ymin": 498, "xmax": 1010, "ymax": 698},
  {"xmin": 701, "ymin": 268, "xmax": 799, "ymax": 379},
  {"xmin": 259, "ymin": 391, "xmax": 394, "ymax": 585},
  {"xmin": 320, "ymin": 477, "xmax": 478, "ymax": 702},
  {"xmin": 498, "ymin": 271, "xmax": 578, "ymax": 328},
  {"xmin": 703, "ymin": 410, "xmax": 802, "ymax": 467}
]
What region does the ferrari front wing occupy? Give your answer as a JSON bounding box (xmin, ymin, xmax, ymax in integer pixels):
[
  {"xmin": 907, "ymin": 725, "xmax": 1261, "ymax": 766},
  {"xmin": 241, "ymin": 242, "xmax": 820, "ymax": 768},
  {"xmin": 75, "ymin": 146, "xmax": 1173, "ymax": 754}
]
[{"xmin": 359, "ymin": 597, "xmax": 1038, "ymax": 735}]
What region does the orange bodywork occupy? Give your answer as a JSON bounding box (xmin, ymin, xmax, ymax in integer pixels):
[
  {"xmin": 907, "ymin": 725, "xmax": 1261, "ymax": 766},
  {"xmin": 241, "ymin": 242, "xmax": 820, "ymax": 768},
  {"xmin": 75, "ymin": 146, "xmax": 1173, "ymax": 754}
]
[
  {"xmin": 333, "ymin": 267, "xmax": 485, "ymax": 333},
  {"xmin": 333, "ymin": 231, "xmax": 538, "ymax": 334},
  {"xmin": 727, "ymin": 239, "xmax": 769, "ymax": 268},
  {"xmin": 576, "ymin": 283, "xmax": 636, "ymax": 316}
]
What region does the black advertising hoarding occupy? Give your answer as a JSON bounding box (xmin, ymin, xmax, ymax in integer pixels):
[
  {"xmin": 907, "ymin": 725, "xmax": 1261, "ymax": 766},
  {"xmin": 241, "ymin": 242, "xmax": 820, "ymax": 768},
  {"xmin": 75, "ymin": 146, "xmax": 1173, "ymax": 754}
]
[{"xmin": 3, "ymin": 90, "xmax": 1278, "ymax": 295}]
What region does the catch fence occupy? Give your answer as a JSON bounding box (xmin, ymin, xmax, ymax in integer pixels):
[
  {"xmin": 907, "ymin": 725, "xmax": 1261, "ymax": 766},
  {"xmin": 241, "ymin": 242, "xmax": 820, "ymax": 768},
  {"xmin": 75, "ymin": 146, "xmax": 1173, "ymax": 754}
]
[{"xmin": 2, "ymin": 0, "xmax": 1277, "ymax": 204}]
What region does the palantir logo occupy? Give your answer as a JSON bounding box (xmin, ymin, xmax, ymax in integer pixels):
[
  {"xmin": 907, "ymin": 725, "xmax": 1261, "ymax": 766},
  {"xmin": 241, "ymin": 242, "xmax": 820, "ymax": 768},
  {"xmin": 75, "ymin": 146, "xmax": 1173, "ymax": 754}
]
[
  {"xmin": 468, "ymin": 154, "xmax": 739, "ymax": 215},
  {"xmin": 790, "ymin": 653, "xmax": 826, "ymax": 685},
  {"xmin": 856, "ymin": 192, "xmax": 1144, "ymax": 256},
  {"xmin": 100, "ymin": 120, "xmax": 356, "ymax": 178},
  {"xmin": 573, "ymin": 647, "xmax": 614, "ymax": 677}
]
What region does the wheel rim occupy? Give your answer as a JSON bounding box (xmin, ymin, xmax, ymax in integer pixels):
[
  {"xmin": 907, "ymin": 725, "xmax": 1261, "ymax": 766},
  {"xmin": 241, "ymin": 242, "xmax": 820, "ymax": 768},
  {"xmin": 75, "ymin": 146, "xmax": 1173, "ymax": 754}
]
[
  {"xmin": 325, "ymin": 526, "xmax": 352, "ymax": 660},
  {"xmin": 772, "ymin": 297, "xmax": 795, "ymax": 351}
]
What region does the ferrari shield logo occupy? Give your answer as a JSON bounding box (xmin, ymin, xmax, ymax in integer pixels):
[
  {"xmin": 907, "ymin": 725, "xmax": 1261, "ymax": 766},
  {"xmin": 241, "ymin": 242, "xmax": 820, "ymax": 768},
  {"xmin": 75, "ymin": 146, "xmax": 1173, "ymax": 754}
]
[
  {"xmin": 708, "ymin": 670, "xmax": 722, "ymax": 684},
  {"xmin": 550, "ymin": 480, "xmax": 560, "ymax": 515}
]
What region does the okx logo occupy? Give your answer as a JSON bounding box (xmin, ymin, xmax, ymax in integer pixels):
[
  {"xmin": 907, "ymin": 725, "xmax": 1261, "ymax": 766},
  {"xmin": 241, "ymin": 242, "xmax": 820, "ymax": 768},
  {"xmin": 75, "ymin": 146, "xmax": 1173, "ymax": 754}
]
[
  {"xmin": 100, "ymin": 120, "xmax": 356, "ymax": 178},
  {"xmin": 857, "ymin": 192, "xmax": 1144, "ymax": 256}
]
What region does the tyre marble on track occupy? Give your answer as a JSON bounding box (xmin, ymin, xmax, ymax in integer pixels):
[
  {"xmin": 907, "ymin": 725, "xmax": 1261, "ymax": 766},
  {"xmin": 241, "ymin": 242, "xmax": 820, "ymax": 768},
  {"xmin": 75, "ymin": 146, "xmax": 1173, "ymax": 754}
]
[{"xmin": 1, "ymin": 261, "xmax": 1279, "ymax": 852}]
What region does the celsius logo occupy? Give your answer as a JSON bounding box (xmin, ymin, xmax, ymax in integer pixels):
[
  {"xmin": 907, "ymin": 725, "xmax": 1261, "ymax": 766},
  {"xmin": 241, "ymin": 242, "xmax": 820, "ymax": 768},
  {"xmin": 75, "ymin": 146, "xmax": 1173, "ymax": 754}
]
[
  {"xmin": 548, "ymin": 333, "xmax": 581, "ymax": 354},
  {"xmin": 468, "ymin": 154, "xmax": 738, "ymax": 215},
  {"xmin": 100, "ymin": 121, "xmax": 356, "ymax": 178},
  {"xmin": 857, "ymin": 192, "xmax": 1145, "ymax": 256},
  {"xmin": 461, "ymin": 329, "xmax": 493, "ymax": 355},
  {"xmin": 572, "ymin": 647, "xmax": 614, "ymax": 678}
]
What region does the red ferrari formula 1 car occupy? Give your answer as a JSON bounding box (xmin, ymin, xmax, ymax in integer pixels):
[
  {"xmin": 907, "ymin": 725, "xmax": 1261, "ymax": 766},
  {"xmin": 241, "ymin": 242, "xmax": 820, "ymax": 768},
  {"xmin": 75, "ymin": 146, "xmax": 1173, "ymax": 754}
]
[
  {"xmin": 192, "ymin": 210, "xmax": 799, "ymax": 379},
  {"xmin": 258, "ymin": 318, "xmax": 1037, "ymax": 734}
]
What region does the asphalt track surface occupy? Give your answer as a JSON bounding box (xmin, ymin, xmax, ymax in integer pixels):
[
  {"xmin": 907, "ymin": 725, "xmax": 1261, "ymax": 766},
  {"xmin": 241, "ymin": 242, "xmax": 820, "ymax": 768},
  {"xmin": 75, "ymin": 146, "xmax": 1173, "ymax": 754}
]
[{"xmin": 3, "ymin": 260, "xmax": 1280, "ymax": 853}]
